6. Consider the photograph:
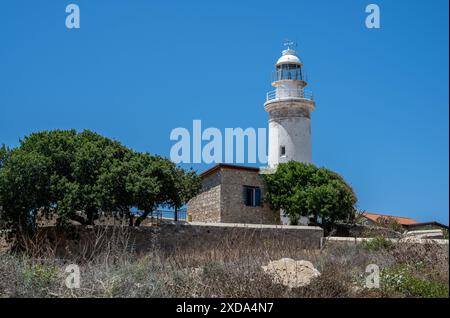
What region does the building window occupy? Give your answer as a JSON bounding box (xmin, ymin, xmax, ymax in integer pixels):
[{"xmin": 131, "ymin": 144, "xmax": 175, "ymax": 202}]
[
  {"xmin": 280, "ymin": 146, "xmax": 286, "ymax": 157},
  {"xmin": 243, "ymin": 186, "xmax": 261, "ymax": 207}
]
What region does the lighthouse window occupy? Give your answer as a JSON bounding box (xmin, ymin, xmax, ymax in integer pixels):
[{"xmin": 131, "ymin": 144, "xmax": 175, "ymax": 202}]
[
  {"xmin": 276, "ymin": 64, "xmax": 303, "ymax": 81},
  {"xmin": 280, "ymin": 146, "xmax": 286, "ymax": 157},
  {"xmin": 243, "ymin": 186, "xmax": 261, "ymax": 207}
]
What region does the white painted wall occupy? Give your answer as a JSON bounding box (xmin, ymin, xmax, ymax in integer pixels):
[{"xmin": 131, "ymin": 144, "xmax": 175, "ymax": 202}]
[{"xmin": 268, "ymin": 115, "xmax": 312, "ymax": 167}]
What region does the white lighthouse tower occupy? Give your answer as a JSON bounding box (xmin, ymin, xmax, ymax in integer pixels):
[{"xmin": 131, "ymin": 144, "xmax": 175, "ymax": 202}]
[{"xmin": 265, "ymin": 43, "xmax": 315, "ymax": 168}]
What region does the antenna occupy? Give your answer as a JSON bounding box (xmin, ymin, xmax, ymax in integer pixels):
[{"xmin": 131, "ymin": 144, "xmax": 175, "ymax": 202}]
[{"xmin": 283, "ymin": 39, "xmax": 297, "ymax": 50}]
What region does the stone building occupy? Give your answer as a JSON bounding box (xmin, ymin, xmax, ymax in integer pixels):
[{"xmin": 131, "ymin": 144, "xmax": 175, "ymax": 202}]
[{"xmin": 187, "ymin": 164, "xmax": 280, "ymax": 224}]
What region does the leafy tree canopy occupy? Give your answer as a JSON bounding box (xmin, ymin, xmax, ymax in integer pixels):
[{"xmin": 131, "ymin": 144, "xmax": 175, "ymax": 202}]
[
  {"xmin": 263, "ymin": 161, "xmax": 357, "ymax": 226},
  {"xmin": 0, "ymin": 144, "xmax": 9, "ymax": 170},
  {"xmin": 0, "ymin": 130, "xmax": 200, "ymax": 235}
]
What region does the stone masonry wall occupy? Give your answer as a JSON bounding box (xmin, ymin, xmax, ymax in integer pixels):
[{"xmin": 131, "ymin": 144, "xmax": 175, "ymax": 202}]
[
  {"xmin": 39, "ymin": 222, "xmax": 324, "ymax": 257},
  {"xmin": 187, "ymin": 171, "xmax": 222, "ymax": 222},
  {"xmin": 220, "ymin": 168, "xmax": 280, "ymax": 225}
]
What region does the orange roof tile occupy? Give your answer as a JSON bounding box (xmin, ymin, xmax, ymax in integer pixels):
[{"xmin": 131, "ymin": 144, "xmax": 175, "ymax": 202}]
[{"xmin": 361, "ymin": 212, "xmax": 419, "ymax": 226}]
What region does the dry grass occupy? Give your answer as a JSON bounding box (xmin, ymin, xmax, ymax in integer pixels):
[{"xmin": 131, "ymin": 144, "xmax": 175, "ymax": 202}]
[{"xmin": 0, "ymin": 227, "xmax": 448, "ymax": 298}]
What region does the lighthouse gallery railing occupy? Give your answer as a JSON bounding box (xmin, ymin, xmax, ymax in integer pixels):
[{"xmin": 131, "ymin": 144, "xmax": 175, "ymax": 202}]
[{"xmin": 266, "ymin": 89, "xmax": 314, "ymax": 102}]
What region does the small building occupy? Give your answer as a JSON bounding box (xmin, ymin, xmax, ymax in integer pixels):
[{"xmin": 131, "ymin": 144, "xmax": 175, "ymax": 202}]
[
  {"xmin": 187, "ymin": 164, "xmax": 280, "ymax": 224},
  {"xmin": 360, "ymin": 211, "xmax": 449, "ymax": 231},
  {"xmin": 403, "ymin": 221, "xmax": 449, "ymax": 231},
  {"xmin": 360, "ymin": 212, "xmax": 419, "ymax": 227}
]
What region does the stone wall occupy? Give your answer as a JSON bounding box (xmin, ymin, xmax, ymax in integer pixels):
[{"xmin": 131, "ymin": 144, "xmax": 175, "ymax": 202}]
[
  {"xmin": 322, "ymin": 236, "xmax": 449, "ymax": 247},
  {"xmin": 135, "ymin": 222, "xmax": 322, "ymax": 251},
  {"xmin": 220, "ymin": 168, "xmax": 280, "ymax": 224},
  {"xmin": 187, "ymin": 171, "xmax": 222, "ymax": 222},
  {"xmin": 38, "ymin": 222, "xmax": 324, "ymax": 257}
]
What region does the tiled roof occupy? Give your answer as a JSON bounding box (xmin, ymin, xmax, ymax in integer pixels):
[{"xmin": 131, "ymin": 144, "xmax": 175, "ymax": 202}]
[{"xmin": 361, "ymin": 211, "xmax": 419, "ymax": 226}]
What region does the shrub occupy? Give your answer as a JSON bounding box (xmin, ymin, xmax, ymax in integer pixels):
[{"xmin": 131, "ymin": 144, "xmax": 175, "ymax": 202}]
[
  {"xmin": 361, "ymin": 236, "xmax": 393, "ymax": 251},
  {"xmin": 23, "ymin": 263, "xmax": 59, "ymax": 289},
  {"xmin": 381, "ymin": 264, "xmax": 449, "ymax": 298},
  {"xmin": 374, "ymin": 217, "xmax": 404, "ymax": 234},
  {"xmin": 21, "ymin": 261, "xmax": 61, "ymax": 297}
]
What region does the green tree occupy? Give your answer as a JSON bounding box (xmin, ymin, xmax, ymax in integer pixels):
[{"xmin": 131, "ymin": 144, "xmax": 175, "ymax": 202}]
[
  {"xmin": 0, "ymin": 148, "xmax": 52, "ymax": 235},
  {"xmin": 166, "ymin": 167, "xmax": 201, "ymax": 221},
  {"xmin": 131, "ymin": 157, "xmax": 200, "ymax": 225},
  {"xmin": 0, "ymin": 144, "xmax": 9, "ymax": 168},
  {"xmin": 0, "ymin": 130, "xmax": 200, "ymax": 236},
  {"xmin": 130, "ymin": 154, "xmax": 172, "ymax": 226},
  {"xmin": 263, "ymin": 161, "xmax": 357, "ymax": 226}
]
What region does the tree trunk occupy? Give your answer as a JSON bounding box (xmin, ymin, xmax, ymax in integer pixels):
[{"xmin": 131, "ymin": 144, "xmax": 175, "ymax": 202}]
[
  {"xmin": 86, "ymin": 208, "xmax": 95, "ymax": 225},
  {"xmin": 134, "ymin": 210, "xmax": 151, "ymax": 227},
  {"xmin": 128, "ymin": 213, "xmax": 134, "ymax": 227},
  {"xmin": 313, "ymin": 212, "xmax": 318, "ymax": 224},
  {"xmin": 174, "ymin": 207, "xmax": 178, "ymax": 222},
  {"xmin": 70, "ymin": 214, "xmax": 88, "ymax": 226}
]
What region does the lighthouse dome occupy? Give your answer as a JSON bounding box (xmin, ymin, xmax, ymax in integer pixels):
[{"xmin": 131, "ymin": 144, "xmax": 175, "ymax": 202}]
[{"xmin": 276, "ymin": 48, "xmax": 302, "ymax": 65}]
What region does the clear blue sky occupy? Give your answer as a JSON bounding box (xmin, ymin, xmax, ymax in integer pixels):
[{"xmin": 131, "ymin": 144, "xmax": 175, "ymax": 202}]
[{"xmin": 0, "ymin": 0, "xmax": 448, "ymax": 224}]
